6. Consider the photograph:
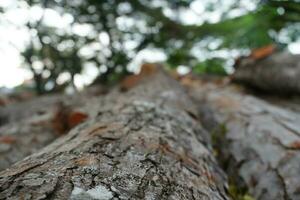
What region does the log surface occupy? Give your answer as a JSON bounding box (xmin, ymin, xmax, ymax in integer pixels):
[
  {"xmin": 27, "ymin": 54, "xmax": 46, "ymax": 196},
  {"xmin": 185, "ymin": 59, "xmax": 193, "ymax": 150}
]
[
  {"xmin": 186, "ymin": 78, "xmax": 300, "ymax": 200},
  {"xmin": 0, "ymin": 69, "xmax": 230, "ymax": 200},
  {"xmin": 233, "ymin": 52, "xmax": 300, "ymax": 94}
]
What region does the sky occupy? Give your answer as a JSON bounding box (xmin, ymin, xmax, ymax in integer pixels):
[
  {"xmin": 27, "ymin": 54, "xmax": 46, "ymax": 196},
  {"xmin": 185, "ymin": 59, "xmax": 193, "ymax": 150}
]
[{"xmin": 0, "ymin": 0, "xmax": 299, "ymax": 89}]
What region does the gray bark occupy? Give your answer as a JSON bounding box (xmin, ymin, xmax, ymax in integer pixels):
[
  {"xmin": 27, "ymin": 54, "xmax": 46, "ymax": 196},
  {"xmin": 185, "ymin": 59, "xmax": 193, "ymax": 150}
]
[
  {"xmin": 233, "ymin": 52, "xmax": 300, "ymax": 94},
  {"xmin": 0, "ymin": 86, "xmax": 104, "ymax": 171},
  {"xmin": 0, "ymin": 68, "xmax": 230, "ymax": 200},
  {"xmin": 186, "ymin": 78, "xmax": 300, "ymax": 200},
  {"xmin": 0, "ymin": 85, "xmax": 105, "ymax": 126}
]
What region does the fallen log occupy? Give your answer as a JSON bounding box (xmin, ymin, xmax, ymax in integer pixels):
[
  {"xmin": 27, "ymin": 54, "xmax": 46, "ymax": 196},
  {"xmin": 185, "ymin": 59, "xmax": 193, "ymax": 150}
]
[
  {"xmin": 0, "ymin": 66, "xmax": 230, "ymax": 200},
  {"xmin": 233, "ymin": 51, "xmax": 300, "ymax": 95},
  {"xmin": 185, "ymin": 77, "xmax": 300, "ymax": 200}
]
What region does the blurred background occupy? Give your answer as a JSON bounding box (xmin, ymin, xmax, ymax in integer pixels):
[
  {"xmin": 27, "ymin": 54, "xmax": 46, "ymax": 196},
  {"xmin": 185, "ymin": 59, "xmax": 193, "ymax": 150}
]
[{"xmin": 0, "ymin": 0, "xmax": 299, "ymax": 95}]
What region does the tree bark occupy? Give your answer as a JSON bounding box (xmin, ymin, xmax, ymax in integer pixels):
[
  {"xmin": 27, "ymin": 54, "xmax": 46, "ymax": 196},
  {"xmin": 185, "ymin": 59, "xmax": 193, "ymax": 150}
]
[
  {"xmin": 185, "ymin": 77, "xmax": 300, "ymax": 200},
  {"xmin": 233, "ymin": 51, "xmax": 300, "ymax": 94},
  {"xmin": 0, "ymin": 86, "xmax": 104, "ymax": 171},
  {"xmin": 0, "ymin": 85, "xmax": 105, "ymax": 126},
  {"xmin": 0, "ymin": 67, "xmax": 230, "ymax": 200}
]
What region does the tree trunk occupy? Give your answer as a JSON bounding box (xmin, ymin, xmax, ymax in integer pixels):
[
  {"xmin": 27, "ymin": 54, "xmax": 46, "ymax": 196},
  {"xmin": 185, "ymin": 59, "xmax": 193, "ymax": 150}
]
[
  {"xmin": 0, "ymin": 66, "xmax": 230, "ymax": 200},
  {"xmin": 233, "ymin": 51, "xmax": 300, "ymax": 94},
  {"xmin": 184, "ymin": 77, "xmax": 300, "ymax": 200}
]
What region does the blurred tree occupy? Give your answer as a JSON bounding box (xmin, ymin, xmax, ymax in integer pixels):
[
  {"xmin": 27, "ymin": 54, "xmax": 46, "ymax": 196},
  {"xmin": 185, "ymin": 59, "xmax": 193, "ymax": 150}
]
[
  {"xmin": 1, "ymin": 0, "xmax": 299, "ymax": 93},
  {"xmin": 193, "ymin": 58, "xmax": 227, "ymax": 76}
]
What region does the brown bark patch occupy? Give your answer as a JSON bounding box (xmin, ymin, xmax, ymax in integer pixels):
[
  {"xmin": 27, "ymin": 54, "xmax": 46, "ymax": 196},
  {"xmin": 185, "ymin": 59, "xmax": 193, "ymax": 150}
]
[
  {"xmin": 52, "ymin": 102, "xmax": 88, "ymax": 134},
  {"xmin": 68, "ymin": 112, "xmax": 88, "ymax": 128},
  {"xmin": 250, "ymin": 44, "xmax": 276, "ymax": 60},
  {"xmin": 0, "ymin": 135, "xmax": 17, "ymax": 144},
  {"xmin": 0, "ymin": 98, "xmax": 7, "ymax": 106},
  {"xmin": 289, "ymin": 141, "xmax": 300, "ymax": 149},
  {"xmin": 74, "ymin": 155, "xmax": 98, "ymax": 166},
  {"xmin": 84, "ymin": 122, "xmax": 123, "ymax": 138},
  {"xmin": 213, "ymin": 96, "xmax": 240, "ymax": 110},
  {"xmin": 120, "ymin": 63, "xmax": 159, "ymax": 91}
]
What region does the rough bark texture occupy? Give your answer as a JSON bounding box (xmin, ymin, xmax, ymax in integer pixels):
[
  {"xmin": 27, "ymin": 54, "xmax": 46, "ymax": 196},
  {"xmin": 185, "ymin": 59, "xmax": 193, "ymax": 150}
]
[
  {"xmin": 0, "ymin": 86, "xmax": 104, "ymax": 126},
  {"xmin": 233, "ymin": 52, "xmax": 300, "ymax": 94},
  {"xmin": 0, "ymin": 86, "xmax": 104, "ymax": 171},
  {"xmin": 0, "ymin": 68, "xmax": 230, "ymax": 200},
  {"xmin": 184, "ymin": 77, "xmax": 300, "ymax": 200}
]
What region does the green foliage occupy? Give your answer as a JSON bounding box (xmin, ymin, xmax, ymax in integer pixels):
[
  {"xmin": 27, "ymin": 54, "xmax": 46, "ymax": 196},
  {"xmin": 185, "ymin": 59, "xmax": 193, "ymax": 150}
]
[
  {"xmin": 167, "ymin": 49, "xmax": 194, "ymax": 67},
  {"xmin": 228, "ymin": 184, "xmax": 255, "ymax": 200},
  {"xmin": 2, "ymin": 0, "xmax": 299, "ymax": 93},
  {"xmin": 194, "ymin": 5, "xmax": 287, "ymax": 49},
  {"xmin": 193, "ymin": 59, "xmax": 227, "ymax": 76}
]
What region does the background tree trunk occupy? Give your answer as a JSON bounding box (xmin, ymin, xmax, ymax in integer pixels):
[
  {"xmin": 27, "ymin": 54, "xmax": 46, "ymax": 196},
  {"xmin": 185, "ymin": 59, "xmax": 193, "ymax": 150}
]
[
  {"xmin": 0, "ymin": 67, "xmax": 230, "ymax": 200},
  {"xmin": 233, "ymin": 52, "xmax": 300, "ymax": 94},
  {"xmin": 184, "ymin": 77, "xmax": 300, "ymax": 200}
]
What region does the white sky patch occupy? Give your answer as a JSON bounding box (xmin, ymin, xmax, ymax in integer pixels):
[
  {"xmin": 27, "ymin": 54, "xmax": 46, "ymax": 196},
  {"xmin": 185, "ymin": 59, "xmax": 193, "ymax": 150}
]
[
  {"xmin": 99, "ymin": 32, "xmax": 110, "ymax": 46},
  {"xmin": 41, "ymin": 9, "xmax": 73, "ymax": 29},
  {"xmin": 72, "ymin": 23, "xmax": 93, "ymax": 37},
  {"xmin": 116, "ymin": 16, "xmax": 135, "ymax": 29},
  {"xmin": 56, "ymin": 72, "xmax": 71, "ymax": 85},
  {"xmin": 288, "ymin": 41, "xmax": 300, "ymax": 54},
  {"xmin": 82, "ymin": 63, "xmax": 99, "ymax": 83},
  {"xmin": 4, "ymin": 8, "xmax": 29, "ymax": 25},
  {"xmin": 177, "ymin": 65, "xmax": 191, "ymax": 75},
  {"xmin": 73, "ymin": 74, "xmax": 86, "ymax": 90},
  {"xmin": 0, "ymin": 0, "xmax": 17, "ymax": 8},
  {"xmin": 72, "ymin": 63, "xmax": 99, "ymax": 89},
  {"xmin": 29, "ymin": 6, "xmax": 43, "ymax": 22},
  {"xmin": 224, "ymin": 59, "xmax": 235, "ymax": 74},
  {"xmin": 0, "ymin": 46, "xmax": 32, "ymax": 88},
  {"xmin": 227, "ymin": 9, "xmax": 248, "ymax": 18},
  {"xmin": 190, "ymin": 1, "xmax": 205, "ymax": 15},
  {"xmin": 178, "ymin": 9, "xmax": 204, "ymax": 25},
  {"xmin": 127, "ymin": 48, "xmax": 167, "ymax": 73},
  {"xmin": 185, "ymin": 0, "xmax": 258, "ymax": 24},
  {"xmin": 0, "ymin": 64, "xmax": 32, "ymax": 88}
]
